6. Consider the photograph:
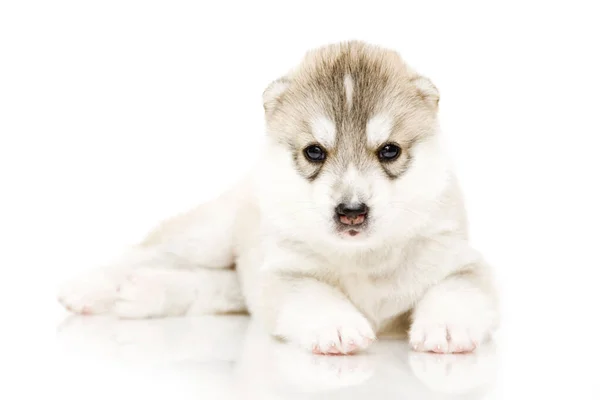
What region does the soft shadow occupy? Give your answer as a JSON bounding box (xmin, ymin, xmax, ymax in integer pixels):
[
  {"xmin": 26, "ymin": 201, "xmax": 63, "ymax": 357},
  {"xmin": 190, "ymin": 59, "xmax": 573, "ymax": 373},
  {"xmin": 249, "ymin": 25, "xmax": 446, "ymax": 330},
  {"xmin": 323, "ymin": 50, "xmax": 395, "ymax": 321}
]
[{"xmin": 57, "ymin": 315, "xmax": 497, "ymax": 399}]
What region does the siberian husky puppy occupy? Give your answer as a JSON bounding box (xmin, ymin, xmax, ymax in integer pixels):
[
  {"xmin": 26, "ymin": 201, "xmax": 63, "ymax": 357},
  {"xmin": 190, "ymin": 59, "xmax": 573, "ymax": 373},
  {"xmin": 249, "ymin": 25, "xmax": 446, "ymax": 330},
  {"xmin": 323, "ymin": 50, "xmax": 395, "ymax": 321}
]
[{"xmin": 59, "ymin": 41, "xmax": 499, "ymax": 355}]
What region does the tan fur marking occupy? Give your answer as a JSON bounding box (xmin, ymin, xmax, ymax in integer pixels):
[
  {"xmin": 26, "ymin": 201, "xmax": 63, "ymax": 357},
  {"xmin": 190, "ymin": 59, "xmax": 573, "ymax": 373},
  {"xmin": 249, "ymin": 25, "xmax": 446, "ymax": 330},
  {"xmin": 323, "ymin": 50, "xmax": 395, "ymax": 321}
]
[{"xmin": 263, "ymin": 41, "xmax": 440, "ymax": 180}]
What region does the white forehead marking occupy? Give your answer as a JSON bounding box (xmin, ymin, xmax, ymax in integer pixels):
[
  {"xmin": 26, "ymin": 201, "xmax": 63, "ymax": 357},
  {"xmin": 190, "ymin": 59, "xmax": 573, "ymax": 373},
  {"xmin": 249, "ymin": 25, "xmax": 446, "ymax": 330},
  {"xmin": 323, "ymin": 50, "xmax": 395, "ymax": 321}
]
[
  {"xmin": 344, "ymin": 74, "xmax": 354, "ymax": 110},
  {"xmin": 366, "ymin": 113, "xmax": 393, "ymax": 147},
  {"xmin": 310, "ymin": 116, "xmax": 336, "ymax": 148}
]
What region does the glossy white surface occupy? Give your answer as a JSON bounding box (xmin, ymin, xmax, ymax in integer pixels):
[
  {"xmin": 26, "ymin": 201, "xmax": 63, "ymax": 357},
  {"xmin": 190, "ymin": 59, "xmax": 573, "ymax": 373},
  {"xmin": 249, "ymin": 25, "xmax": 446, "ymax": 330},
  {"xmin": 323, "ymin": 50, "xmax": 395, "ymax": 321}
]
[
  {"xmin": 50, "ymin": 312, "xmax": 598, "ymax": 400},
  {"xmin": 56, "ymin": 315, "xmax": 499, "ymax": 400}
]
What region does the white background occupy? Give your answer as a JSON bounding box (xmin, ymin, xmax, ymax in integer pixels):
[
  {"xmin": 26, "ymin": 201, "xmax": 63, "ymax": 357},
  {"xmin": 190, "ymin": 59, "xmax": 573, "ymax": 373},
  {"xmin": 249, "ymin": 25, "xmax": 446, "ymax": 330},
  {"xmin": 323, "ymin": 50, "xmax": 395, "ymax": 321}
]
[{"xmin": 1, "ymin": 1, "xmax": 599, "ymax": 399}]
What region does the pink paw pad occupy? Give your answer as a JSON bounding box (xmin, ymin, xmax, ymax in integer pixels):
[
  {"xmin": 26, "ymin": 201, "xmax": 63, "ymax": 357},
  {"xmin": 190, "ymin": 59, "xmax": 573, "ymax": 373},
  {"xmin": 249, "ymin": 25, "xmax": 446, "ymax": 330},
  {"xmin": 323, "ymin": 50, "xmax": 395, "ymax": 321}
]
[
  {"xmin": 80, "ymin": 306, "xmax": 93, "ymax": 315},
  {"xmin": 453, "ymin": 340, "xmax": 478, "ymax": 353},
  {"xmin": 431, "ymin": 345, "xmax": 445, "ymax": 354},
  {"xmin": 312, "ymin": 345, "xmax": 340, "ymax": 355},
  {"xmin": 327, "ymin": 344, "xmax": 341, "ymax": 354},
  {"xmin": 345, "ymin": 341, "xmax": 358, "ymax": 354}
]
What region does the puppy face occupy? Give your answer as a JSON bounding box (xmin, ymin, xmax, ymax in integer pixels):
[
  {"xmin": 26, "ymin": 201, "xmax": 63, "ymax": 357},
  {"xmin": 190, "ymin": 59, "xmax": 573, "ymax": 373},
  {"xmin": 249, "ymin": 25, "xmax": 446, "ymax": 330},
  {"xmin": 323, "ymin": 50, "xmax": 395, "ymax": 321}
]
[{"xmin": 258, "ymin": 42, "xmax": 450, "ymax": 247}]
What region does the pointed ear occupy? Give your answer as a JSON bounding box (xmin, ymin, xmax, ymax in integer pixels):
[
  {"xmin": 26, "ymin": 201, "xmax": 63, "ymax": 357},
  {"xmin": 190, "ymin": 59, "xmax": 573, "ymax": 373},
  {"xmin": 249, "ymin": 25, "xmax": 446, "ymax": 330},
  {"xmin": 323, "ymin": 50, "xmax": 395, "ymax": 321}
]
[
  {"xmin": 411, "ymin": 75, "xmax": 440, "ymax": 109},
  {"xmin": 262, "ymin": 77, "xmax": 290, "ymax": 114}
]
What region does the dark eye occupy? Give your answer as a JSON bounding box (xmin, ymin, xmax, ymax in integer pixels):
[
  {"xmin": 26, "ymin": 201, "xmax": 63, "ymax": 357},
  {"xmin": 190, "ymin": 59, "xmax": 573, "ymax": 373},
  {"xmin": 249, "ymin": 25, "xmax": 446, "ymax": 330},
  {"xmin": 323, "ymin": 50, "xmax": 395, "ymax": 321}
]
[
  {"xmin": 378, "ymin": 143, "xmax": 401, "ymax": 161},
  {"xmin": 304, "ymin": 144, "xmax": 327, "ymax": 162}
]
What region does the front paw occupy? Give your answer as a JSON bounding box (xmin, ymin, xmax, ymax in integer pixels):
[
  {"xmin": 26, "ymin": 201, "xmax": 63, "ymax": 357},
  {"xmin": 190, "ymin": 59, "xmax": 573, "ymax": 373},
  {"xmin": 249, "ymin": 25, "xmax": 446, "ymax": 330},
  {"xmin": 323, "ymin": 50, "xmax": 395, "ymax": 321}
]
[
  {"xmin": 409, "ymin": 321, "xmax": 482, "ymax": 354},
  {"xmin": 281, "ymin": 309, "xmax": 376, "ymax": 355},
  {"xmin": 409, "ymin": 304, "xmax": 496, "ymax": 354}
]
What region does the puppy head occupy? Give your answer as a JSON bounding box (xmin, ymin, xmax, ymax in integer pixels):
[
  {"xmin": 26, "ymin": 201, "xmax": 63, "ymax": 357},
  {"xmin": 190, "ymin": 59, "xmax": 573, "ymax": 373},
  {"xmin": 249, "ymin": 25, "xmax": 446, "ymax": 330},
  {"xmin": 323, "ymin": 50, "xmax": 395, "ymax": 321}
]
[{"xmin": 258, "ymin": 41, "xmax": 450, "ymax": 247}]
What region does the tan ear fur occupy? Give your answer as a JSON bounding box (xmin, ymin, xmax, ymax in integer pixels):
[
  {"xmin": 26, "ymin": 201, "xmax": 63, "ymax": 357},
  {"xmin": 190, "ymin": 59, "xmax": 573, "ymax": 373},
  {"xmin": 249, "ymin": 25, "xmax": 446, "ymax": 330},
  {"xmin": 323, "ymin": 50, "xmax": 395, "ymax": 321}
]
[
  {"xmin": 411, "ymin": 75, "xmax": 440, "ymax": 108},
  {"xmin": 262, "ymin": 77, "xmax": 290, "ymax": 113}
]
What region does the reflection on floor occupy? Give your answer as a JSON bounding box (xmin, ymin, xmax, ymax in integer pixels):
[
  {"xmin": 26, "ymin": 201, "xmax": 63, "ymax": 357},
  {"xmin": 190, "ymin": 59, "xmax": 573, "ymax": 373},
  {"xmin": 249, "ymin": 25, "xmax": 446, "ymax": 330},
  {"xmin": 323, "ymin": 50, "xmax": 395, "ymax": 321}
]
[{"xmin": 56, "ymin": 315, "xmax": 498, "ymax": 399}]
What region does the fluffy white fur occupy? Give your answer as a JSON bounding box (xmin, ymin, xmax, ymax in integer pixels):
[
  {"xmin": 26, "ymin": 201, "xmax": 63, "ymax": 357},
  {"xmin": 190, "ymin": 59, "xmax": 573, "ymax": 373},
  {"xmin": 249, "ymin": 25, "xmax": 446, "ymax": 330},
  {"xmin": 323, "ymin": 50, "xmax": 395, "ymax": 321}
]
[
  {"xmin": 310, "ymin": 116, "xmax": 337, "ymax": 148},
  {"xmin": 366, "ymin": 113, "xmax": 393, "ymax": 148},
  {"xmin": 59, "ymin": 42, "xmax": 499, "ymax": 355}
]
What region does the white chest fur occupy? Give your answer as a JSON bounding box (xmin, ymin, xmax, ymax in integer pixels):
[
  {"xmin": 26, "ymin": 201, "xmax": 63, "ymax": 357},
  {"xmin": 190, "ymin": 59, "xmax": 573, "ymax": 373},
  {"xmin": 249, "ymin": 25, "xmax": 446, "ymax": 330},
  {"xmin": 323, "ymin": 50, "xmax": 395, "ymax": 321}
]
[{"xmin": 325, "ymin": 249, "xmax": 429, "ymax": 330}]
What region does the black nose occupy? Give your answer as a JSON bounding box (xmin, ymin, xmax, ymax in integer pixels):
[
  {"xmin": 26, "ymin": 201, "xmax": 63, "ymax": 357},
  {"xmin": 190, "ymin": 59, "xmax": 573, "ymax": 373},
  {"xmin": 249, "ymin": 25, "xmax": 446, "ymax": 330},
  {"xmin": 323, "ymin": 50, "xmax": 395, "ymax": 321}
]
[{"xmin": 335, "ymin": 203, "xmax": 369, "ymax": 218}]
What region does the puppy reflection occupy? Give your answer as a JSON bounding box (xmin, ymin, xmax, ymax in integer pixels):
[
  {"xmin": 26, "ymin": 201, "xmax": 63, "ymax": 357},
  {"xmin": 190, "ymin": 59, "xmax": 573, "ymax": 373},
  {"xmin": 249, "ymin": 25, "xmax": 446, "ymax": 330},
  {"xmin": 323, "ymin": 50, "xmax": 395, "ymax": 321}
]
[{"xmin": 57, "ymin": 315, "xmax": 497, "ymax": 399}]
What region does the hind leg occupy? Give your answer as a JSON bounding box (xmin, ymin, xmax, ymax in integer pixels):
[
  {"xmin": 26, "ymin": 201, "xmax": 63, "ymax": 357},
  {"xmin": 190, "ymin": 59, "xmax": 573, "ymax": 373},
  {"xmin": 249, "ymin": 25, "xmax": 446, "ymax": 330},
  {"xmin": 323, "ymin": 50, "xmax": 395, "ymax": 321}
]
[
  {"xmin": 59, "ymin": 264, "xmax": 245, "ymax": 318},
  {"xmin": 58, "ymin": 187, "xmax": 247, "ymax": 318}
]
